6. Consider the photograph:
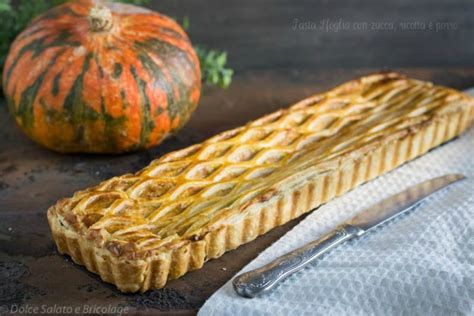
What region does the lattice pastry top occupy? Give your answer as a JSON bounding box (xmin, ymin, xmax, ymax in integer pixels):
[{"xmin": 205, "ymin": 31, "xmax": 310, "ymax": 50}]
[{"xmin": 49, "ymin": 72, "xmax": 474, "ymax": 258}]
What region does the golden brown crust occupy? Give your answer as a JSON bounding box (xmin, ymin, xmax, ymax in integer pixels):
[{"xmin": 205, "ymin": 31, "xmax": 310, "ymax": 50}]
[{"xmin": 47, "ymin": 72, "xmax": 474, "ymax": 292}]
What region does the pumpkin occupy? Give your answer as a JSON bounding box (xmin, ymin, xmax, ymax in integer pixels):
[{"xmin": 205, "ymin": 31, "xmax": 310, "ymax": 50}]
[{"xmin": 2, "ymin": 0, "xmax": 201, "ymax": 153}]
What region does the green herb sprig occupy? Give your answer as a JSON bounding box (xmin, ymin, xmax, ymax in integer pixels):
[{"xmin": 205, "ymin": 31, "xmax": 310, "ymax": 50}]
[
  {"xmin": 0, "ymin": 0, "xmax": 233, "ymax": 89},
  {"xmin": 195, "ymin": 46, "xmax": 233, "ymax": 89}
]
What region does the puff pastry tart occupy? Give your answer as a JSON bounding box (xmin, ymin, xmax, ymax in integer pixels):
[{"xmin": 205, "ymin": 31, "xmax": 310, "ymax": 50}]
[{"xmin": 48, "ymin": 73, "xmax": 474, "ymax": 292}]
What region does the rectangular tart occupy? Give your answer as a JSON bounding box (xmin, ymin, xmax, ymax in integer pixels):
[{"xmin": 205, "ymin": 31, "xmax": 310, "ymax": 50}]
[{"xmin": 48, "ymin": 72, "xmax": 474, "ymax": 292}]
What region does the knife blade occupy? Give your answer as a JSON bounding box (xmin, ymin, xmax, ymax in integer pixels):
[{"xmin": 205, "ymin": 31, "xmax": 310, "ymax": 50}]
[
  {"xmin": 347, "ymin": 173, "xmax": 465, "ymax": 231},
  {"xmin": 232, "ymin": 174, "xmax": 465, "ymax": 298}
]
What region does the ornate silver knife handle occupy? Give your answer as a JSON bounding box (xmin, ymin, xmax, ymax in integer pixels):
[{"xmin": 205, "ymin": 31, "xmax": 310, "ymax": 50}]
[{"xmin": 232, "ymin": 225, "xmax": 364, "ymax": 298}]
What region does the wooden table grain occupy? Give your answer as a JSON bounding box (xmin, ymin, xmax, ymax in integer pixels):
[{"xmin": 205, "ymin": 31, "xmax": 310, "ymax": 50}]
[{"xmin": 1, "ymin": 68, "xmax": 474, "ymax": 314}]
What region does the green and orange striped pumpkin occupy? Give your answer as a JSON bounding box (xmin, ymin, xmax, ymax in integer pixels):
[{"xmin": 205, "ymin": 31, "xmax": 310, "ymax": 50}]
[{"xmin": 2, "ymin": 0, "xmax": 201, "ymax": 153}]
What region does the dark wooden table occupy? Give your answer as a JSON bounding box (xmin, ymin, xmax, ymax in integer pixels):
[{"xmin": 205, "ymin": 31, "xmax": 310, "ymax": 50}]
[{"xmin": 1, "ymin": 67, "xmax": 474, "ymax": 315}]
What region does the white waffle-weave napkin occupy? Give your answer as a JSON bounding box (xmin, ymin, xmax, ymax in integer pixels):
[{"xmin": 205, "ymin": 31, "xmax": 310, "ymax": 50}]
[{"xmin": 199, "ymin": 89, "xmax": 474, "ymax": 316}]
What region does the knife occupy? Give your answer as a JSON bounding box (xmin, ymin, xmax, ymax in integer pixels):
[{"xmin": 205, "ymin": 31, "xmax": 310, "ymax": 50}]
[{"xmin": 232, "ymin": 173, "xmax": 465, "ymax": 298}]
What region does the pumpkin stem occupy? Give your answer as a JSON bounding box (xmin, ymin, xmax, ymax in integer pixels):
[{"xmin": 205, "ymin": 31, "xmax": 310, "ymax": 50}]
[{"xmin": 88, "ymin": 5, "xmax": 113, "ymax": 32}]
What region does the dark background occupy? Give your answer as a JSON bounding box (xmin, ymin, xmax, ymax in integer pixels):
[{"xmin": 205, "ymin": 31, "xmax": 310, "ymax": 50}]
[
  {"xmin": 1, "ymin": 0, "xmax": 474, "ymax": 315},
  {"xmin": 152, "ymin": 0, "xmax": 474, "ymax": 72}
]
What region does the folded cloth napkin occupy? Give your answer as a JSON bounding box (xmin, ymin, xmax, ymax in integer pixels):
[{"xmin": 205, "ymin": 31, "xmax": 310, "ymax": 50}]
[{"xmin": 199, "ymin": 89, "xmax": 474, "ymax": 316}]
